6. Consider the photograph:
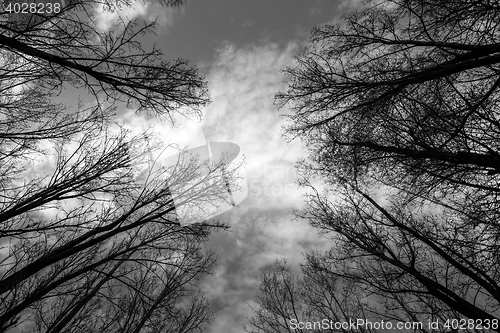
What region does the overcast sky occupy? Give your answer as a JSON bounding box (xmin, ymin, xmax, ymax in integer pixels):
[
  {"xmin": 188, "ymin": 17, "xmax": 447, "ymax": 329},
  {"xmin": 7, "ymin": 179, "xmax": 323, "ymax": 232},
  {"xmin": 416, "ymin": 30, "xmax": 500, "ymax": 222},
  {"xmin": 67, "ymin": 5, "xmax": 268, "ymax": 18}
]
[{"xmin": 92, "ymin": 1, "xmax": 355, "ymax": 331}]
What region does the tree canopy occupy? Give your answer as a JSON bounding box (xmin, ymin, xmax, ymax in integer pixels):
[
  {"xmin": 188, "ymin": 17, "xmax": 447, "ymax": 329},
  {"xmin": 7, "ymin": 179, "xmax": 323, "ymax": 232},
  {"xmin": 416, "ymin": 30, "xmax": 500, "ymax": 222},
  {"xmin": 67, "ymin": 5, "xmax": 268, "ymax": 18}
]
[
  {"xmin": 248, "ymin": 0, "xmax": 500, "ymax": 331},
  {"xmin": 0, "ymin": 1, "xmax": 237, "ymax": 332}
]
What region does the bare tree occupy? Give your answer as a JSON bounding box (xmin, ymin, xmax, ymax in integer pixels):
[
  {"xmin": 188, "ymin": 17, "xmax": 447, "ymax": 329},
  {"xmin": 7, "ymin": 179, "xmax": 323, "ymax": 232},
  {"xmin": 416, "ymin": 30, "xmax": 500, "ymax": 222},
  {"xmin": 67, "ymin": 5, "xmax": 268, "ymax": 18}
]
[
  {"xmin": 0, "ymin": 1, "xmax": 237, "ymax": 332},
  {"xmin": 30, "ymin": 239, "xmax": 216, "ymax": 333},
  {"xmin": 246, "ymin": 260, "xmax": 383, "ymax": 333},
  {"xmin": 277, "ymin": 0, "xmax": 500, "ymax": 196},
  {"xmin": 297, "ymin": 183, "xmax": 500, "ymax": 329},
  {"xmin": 254, "ymin": 0, "xmax": 500, "ymax": 330},
  {"xmin": 0, "ymin": 0, "xmax": 208, "ymax": 118}
]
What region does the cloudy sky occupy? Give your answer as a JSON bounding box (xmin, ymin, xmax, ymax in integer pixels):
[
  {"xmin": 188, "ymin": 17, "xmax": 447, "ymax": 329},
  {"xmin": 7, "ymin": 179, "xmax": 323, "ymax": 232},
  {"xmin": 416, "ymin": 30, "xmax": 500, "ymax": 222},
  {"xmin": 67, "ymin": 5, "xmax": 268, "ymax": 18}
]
[{"xmin": 93, "ymin": 1, "xmax": 354, "ymax": 332}]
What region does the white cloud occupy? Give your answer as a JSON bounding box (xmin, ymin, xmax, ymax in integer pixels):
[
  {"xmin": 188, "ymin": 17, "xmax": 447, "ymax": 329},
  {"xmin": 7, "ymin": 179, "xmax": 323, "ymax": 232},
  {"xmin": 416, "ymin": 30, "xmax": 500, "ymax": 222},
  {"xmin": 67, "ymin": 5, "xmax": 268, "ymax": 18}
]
[
  {"xmin": 196, "ymin": 41, "xmax": 333, "ymax": 333},
  {"xmin": 242, "ymin": 19, "xmax": 256, "ymax": 28},
  {"xmin": 94, "ymin": 0, "xmax": 148, "ymax": 32},
  {"xmin": 338, "ymin": 0, "xmax": 365, "ymax": 10},
  {"xmin": 94, "ymin": 0, "xmax": 179, "ymax": 32},
  {"xmin": 201, "ymin": 41, "xmax": 307, "ymax": 210},
  {"xmin": 99, "ymin": 39, "xmax": 332, "ymax": 333}
]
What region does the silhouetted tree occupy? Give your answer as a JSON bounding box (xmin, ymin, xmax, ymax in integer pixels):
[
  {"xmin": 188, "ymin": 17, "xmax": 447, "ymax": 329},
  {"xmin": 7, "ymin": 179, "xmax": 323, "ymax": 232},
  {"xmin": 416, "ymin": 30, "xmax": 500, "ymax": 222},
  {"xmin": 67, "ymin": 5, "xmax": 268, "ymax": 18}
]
[
  {"xmin": 0, "ymin": 1, "xmax": 235, "ymax": 332},
  {"xmin": 246, "ymin": 260, "xmax": 381, "ymax": 333},
  {"xmin": 277, "ymin": 0, "xmax": 500, "ymax": 195},
  {"xmin": 250, "ymin": 0, "xmax": 500, "ymax": 330}
]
